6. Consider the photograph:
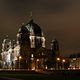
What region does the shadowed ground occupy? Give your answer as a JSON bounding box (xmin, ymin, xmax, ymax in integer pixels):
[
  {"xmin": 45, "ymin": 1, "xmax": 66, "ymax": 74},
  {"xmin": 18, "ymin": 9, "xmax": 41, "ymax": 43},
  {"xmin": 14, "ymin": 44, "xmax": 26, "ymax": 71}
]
[{"xmin": 0, "ymin": 70, "xmax": 80, "ymax": 80}]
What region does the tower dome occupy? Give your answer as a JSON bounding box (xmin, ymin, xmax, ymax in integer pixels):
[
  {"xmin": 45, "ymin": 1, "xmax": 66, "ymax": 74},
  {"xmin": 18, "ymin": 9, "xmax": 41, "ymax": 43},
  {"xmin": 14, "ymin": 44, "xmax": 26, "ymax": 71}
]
[
  {"xmin": 17, "ymin": 19, "xmax": 45, "ymax": 49},
  {"xmin": 18, "ymin": 19, "xmax": 42, "ymax": 36}
]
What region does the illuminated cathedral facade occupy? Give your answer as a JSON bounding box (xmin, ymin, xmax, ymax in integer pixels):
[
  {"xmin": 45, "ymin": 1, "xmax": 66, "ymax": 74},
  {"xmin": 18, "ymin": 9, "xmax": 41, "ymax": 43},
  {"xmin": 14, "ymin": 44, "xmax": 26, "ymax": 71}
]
[
  {"xmin": 1, "ymin": 18, "xmax": 61, "ymax": 70},
  {"xmin": 1, "ymin": 19, "xmax": 46, "ymax": 70}
]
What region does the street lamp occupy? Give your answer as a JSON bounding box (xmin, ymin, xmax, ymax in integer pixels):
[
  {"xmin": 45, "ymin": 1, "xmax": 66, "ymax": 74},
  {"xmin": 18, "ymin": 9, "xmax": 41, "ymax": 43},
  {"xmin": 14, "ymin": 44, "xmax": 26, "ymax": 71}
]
[
  {"xmin": 62, "ymin": 59, "xmax": 65, "ymax": 70},
  {"xmin": 19, "ymin": 56, "xmax": 22, "ymax": 60},
  {"xmin": 62, "ymin": 59, "xmax": 65, "ymax": 63},
  {"xmin": 57, "ymin": 58, "xmax": 60, "ymax": 61},
  {"xmin": 19, "ymin": 56, "xmax": 22, "ymax": 69},
  {"xmin": 56, "ymin": 57, "xmax": 60, "ymax": 70},
  {"xmin": 36, "ymin": 59, "xmax": 39, "ymax": 70}
]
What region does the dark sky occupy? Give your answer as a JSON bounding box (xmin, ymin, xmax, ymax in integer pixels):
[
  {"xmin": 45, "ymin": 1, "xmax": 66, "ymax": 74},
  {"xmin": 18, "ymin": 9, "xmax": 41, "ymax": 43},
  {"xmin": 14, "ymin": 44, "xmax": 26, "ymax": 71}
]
[{"xmin": 0, "ymin": 0, "xmax": 80, "ymax": 56}]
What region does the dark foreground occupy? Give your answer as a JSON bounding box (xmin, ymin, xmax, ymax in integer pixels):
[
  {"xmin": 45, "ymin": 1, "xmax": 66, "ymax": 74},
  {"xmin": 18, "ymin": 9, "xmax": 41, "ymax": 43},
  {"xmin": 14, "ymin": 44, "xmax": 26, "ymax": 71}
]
[{"xmin": 0, "ymin": 70, "xmax": 80, "ymax": 80}]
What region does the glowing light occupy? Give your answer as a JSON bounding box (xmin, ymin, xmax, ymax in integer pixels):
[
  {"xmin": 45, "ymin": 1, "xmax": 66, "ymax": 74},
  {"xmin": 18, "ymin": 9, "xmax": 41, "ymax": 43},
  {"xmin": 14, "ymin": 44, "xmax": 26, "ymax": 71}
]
[
  {"xmin": 68, "ymin": 68, "xmax": 70, "ymax": 70},
  {"xmin": 62, "ymin": 59, "xmax": 65, "ymax": 63},
  {"xmin": 57, "ymin": 58, "xmax": 60, "ymax": 61},
  {"xmin": 31, "ymin": 54, "xmax": 34, "ymax": 58},
  {"xmin": 42, "ymin": 37, "xmax": 45, "ymax": 48},
  {"xmin": 45, "ymin": 66, "xmax": 48, "ymax": 69},
  {"xmin": 37, "ymin": 59, "xmax": 39, "ymax": 62},
  {"xmin": 73, "ymin": 58, "xmax": 76, "ymax": 60},
  {"xmin": 31, "ymin": 67, "xmax": 35, "ymax": 70},
  {"xmin": 19, "ymin": 56, "xmax": 22, "ymax": 60},
  {"xmin": 73, "ymin": 67, "xmax": 75, "ymax": 70},
  {"xmin": 29, "ymin": 36, "xmax": 35, "ymax": 48}
]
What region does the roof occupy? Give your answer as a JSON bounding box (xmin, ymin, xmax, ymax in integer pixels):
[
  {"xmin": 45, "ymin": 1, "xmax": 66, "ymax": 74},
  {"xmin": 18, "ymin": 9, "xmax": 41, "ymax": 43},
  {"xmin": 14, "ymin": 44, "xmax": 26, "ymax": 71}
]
[{"xmin": 18, "ymin": 19, "xmax": 42, "ymax": 36}]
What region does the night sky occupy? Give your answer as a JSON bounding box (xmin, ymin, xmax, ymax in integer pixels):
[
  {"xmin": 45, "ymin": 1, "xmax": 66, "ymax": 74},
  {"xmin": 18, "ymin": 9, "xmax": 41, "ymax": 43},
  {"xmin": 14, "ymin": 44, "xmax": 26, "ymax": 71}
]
[{"xmin": 0, "ymin": 0, "xmax": 80, "ymax": 56}]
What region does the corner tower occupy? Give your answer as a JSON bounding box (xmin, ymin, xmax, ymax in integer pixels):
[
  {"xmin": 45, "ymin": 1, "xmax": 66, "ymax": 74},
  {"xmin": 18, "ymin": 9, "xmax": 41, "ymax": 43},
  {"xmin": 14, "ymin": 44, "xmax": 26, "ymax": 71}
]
[{"xmin": 51, "ymin": 39, "xmax": 60, "ymax": 57}]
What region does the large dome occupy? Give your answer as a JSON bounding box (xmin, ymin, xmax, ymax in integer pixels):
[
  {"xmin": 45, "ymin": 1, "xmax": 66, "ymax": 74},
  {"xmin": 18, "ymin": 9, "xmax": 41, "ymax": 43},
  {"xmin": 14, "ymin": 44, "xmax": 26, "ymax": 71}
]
[{"xmin": 19, "ymin": 19, "xmax": 42, "ymax": 36}]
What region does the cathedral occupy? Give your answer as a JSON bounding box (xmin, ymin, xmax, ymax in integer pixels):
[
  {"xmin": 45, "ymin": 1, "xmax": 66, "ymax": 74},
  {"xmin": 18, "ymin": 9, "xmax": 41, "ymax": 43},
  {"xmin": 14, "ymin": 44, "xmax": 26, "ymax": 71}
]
[
  {"xmin": 1, "ymin": 18, "xmax": 61, "ymax": 70},
  {"xmin": 1, "ymin": 19, "xmax": 46, "ymax": 70}
]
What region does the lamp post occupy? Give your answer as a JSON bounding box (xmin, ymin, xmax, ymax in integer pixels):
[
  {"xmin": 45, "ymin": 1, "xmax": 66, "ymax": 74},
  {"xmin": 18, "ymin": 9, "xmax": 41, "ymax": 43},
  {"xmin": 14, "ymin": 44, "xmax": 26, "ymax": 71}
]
[
  {"xmin": 36, "ymin": 59, "xmax": 39, "ymax": 70},
  {"xmin": 62, "ymin": 59, "xmax": 65, "ymax": 70},
  {"xmin": 56, "ymin": 57, "xmax": 60, "ymax": 70},
  {"xmin": 19, "ymin": 56, "xmax": 22, "ymax": 69}
]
